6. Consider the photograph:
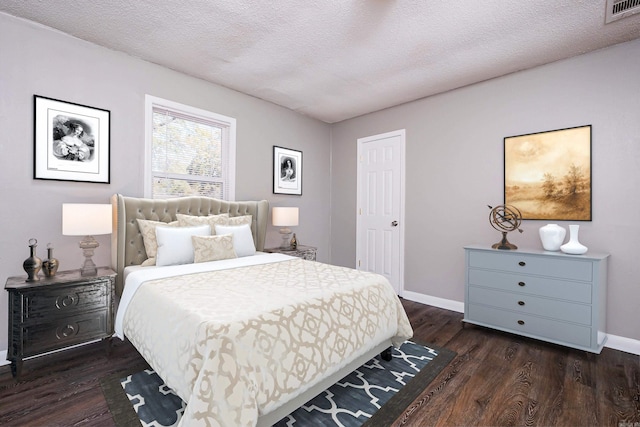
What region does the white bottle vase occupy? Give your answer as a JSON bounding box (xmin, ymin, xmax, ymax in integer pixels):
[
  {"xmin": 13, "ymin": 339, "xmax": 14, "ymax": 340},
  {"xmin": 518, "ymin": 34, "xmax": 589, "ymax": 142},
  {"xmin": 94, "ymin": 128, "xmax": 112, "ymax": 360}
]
[
  {"xmin": 560, "ymin": 225, "xmax": 588, "ymax": 255},
  {"xmin": 539, "ymin": 224, "xmax": 566, "ymax": 251}
]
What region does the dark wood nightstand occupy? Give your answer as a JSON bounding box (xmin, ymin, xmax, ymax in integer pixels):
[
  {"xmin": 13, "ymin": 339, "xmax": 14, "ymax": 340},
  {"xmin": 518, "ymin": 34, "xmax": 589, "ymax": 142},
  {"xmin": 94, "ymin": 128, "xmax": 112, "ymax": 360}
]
[
  {"xmin": 264, "ymin": 245, "xmax": 317, "ymax": 261},
  {"xmin": 5, "ymin": 267, "xmax": 116, "ymax": 379}
]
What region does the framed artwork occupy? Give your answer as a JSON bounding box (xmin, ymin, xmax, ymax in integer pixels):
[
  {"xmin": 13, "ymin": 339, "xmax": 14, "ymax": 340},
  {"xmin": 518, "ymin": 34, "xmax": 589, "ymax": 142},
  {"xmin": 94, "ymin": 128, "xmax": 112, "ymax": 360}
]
[
  {"xmin": 504, "ymin": 125, "xmax": 591, "ymax": 221},
  {"xmin": 273, "ymin": 146, "xmax": 302, "ymax": 195},
  {"xmin": 34, "ymin": 95, "xmax": 110, "ymax": 183}
]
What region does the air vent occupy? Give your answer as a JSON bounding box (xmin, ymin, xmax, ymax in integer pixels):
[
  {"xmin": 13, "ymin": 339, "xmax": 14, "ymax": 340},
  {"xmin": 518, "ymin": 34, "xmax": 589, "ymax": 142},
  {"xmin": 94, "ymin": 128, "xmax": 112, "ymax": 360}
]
[{"xmin": 605, "ymin": 0, "xmax": 640, "ymax": 23}]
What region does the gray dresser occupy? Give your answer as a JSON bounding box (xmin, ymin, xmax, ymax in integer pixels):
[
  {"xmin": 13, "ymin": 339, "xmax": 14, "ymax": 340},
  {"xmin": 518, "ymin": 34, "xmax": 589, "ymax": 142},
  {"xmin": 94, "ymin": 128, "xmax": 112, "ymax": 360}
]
[{"xmin": 464, "ymin": 245, "xmax": 608, "ymax": 353}]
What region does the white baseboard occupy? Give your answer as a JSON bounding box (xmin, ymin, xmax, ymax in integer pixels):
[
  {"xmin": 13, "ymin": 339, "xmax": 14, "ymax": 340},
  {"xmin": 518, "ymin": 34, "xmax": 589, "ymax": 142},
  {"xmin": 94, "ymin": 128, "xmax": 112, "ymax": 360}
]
[
  {"xmin": 0, "ymin": 350, "xmax": 8, "ymax": 367},
  {"xmin": 605, "ymin": 333, "xmax": 640, "ymax": 355},
  {"xmin": 403, "ymin": 290, "xmax": 465, "ymax": 313},
  {"xmin": 401, "ymin": 291, "xmax": 640, "ymax": 356}
]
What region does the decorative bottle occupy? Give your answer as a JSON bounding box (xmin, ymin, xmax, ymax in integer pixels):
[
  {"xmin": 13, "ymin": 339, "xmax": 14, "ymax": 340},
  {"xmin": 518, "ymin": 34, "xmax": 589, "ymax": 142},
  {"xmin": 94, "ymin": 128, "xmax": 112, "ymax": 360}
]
[
  {"xmin": 290, "ymin": 233, "xmax": 298, "ymax": 250},
  {"xmin": 560, "ymin": 225, "xmax": 588, "ymax": 255},
  {"xmin": 539, "ymin": 224, "xmax": 566, "ymax": 251},
  {"xmin": 23, "ymin": 238, "xmax": 42, "ymax": 282},
  {"xmin": 42, "ymin": 243, "xmax": 60, "ymax": 277}
]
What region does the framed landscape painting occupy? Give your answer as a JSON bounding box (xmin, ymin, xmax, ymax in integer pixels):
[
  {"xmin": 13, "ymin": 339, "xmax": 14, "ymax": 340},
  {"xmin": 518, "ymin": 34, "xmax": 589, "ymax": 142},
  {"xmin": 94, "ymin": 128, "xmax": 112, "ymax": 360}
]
[
  {"xmin": 504, "ymin": 125, "xmax": 592, "ymax": 221},
  {"xmin": 273, "ymin": 146, "xmax": 302, "ymax": 195},
  {"xmin": 34, "ymin": 95, "xmax": 110, "ymax": 183}
]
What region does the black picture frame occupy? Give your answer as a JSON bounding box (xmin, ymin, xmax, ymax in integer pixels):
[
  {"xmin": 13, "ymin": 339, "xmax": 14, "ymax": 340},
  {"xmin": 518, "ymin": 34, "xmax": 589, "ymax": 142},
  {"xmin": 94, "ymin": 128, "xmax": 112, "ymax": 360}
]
[
  {"xmin": 34, "ymin": 95, "xmax": 110, "ymax": 184},
  {"xmin": 504, "ymin": 124, "xmax": 592, "ymax": 221},
  {"xmin": 273, "ymin": 146, "xmax": 302, "ymax": 195}
]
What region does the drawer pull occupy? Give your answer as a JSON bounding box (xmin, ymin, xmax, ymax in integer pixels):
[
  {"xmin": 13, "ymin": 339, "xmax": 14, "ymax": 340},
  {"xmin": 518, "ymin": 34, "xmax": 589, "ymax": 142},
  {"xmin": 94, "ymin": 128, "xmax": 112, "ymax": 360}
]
[
  {"xmin": 517, "ymin": 320, "xmax": 525, "ymax": 325},
  {"xmin": 518, "ymin": 281, "xmax": 526, "ymax": 287},
  {"xmin": 518, "ymin": 301, "xmax": 525, "ymax": 306},
  {"xmin": 56, "ymin": 294, "xmax": 79, "ymax": 309},
  {"xmin": 518, "ymin": 261, "xmax": 526, "ymax": 267},
  {"xmin": 56, "ymin": 324, "xmax": 77, "ymax": 339}
]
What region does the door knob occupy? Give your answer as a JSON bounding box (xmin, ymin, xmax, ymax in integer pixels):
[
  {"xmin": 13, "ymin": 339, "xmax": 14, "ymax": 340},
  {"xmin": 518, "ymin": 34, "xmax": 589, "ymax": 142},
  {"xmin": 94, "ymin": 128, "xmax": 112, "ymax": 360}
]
[{"xmin": 391, "ymin": 221, "xmax": 398, "ymax": 227}]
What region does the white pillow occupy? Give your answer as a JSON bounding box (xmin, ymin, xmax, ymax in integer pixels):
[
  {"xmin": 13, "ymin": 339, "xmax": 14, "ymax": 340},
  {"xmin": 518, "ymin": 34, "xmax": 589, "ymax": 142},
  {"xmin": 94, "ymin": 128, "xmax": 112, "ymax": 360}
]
[
  {"xmin": 136, "ymin": 219, "xmax": 179, "ymax": 266},
  {"xmin": 155, "ymin": 224, "xmax": 211, "ymax": 266},
  {"xmin": 214, "ymin": 224, "xmax": 256, "ymax": 257}
]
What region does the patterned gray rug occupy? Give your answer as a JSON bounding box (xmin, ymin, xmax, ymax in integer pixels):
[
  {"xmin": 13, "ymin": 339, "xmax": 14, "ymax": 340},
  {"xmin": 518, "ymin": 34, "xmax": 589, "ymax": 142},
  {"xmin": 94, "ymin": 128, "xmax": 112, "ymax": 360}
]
[{"xmin": 101, "ymin": 340, "xmax": 455, "ymax": 427}]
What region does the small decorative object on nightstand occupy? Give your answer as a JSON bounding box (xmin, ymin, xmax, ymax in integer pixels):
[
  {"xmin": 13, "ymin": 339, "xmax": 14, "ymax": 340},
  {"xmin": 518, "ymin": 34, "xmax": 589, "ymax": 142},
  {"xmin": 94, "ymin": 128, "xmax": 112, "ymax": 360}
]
[
  {"xmin": 42, "ymin": 243, "xmax": 60, "ymax": 277},
  {"xmin": 264, "ymin": 245, "xmax": 317, "ymax": 261},
  {"xmin": 5, "ymin": 267, "xmax": 116, "ymax": 379},
  {"xmin": 22, "ymin": 238, "xmax": 42, "ymax": 282}
]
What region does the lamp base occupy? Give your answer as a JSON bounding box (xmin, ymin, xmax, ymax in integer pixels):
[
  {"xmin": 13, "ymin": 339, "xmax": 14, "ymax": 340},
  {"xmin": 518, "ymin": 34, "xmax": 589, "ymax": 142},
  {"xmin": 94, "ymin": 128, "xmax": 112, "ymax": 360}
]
[
  {"xmin": 279, "ymin": 228, "xmax": 293, "ymax": 249},
  {"xmin": 79, "ymin": 235, "xmax": 99, "ymax": 276}
]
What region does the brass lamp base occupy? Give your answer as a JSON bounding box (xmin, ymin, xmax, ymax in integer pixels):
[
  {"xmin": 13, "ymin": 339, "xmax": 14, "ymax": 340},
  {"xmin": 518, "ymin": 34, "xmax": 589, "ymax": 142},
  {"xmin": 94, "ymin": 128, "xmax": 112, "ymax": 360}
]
[{"xmin": 492, "ymin": 232, "xmax": 517, "ymax": 250}]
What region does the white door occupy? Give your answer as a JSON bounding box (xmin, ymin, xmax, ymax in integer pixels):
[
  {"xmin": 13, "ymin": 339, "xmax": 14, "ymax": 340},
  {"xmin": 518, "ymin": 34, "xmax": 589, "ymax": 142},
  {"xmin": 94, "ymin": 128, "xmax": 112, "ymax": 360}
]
[{"xmin": 356, "ymin": 129, "xmax": 405, "ymax": 295}]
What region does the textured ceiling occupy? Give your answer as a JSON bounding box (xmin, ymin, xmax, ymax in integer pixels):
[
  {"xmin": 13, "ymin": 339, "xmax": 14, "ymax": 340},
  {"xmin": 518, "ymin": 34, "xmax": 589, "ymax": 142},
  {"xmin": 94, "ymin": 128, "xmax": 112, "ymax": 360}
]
[{"xmin": 2, "ymin": 1, "xmax": 639, "ymax": 123}]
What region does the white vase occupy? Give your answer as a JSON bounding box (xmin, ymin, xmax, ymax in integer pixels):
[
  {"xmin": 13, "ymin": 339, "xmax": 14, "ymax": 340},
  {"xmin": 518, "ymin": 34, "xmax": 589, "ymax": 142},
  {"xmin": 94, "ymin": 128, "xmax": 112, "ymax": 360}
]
[
  {"xmin": 560, "ymin": 225, "xmax": 588, "ymax": 255},
  {"xmin": 539, "ymin": 224, "xmax": 566, "ymax": 251}
]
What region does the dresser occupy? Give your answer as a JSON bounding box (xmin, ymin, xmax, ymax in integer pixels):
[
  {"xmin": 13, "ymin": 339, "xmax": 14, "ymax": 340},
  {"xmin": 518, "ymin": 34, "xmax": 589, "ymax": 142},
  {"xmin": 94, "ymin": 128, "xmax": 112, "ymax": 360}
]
[
  {"xmin": 264, "ymin": 245, "xmax": 317, "ymax": 261},
  {"xmin": 464, "ymin": 245, "xmax": 608, "ymax": 353},
  {"xmin": 5, "ymin": 267, "xmax": 116, "ymax": 378}
]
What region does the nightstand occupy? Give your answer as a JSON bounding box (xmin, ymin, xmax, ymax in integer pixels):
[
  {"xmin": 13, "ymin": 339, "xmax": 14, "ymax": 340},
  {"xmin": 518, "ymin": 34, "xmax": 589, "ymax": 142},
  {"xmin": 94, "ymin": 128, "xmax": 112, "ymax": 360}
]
[
  {"xmin": 264, "ymin": 245, "xmax": 317, "ymax": 261},
  {"xmin": 5, "ymin": 267, "xmax": 116, "ymax": 378}
]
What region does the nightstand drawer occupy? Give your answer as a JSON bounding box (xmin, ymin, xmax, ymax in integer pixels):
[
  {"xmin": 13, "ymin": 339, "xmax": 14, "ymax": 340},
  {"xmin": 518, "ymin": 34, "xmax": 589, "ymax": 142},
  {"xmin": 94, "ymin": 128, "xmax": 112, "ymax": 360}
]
[
  {"xmin": 468, "ymin": 286, "xmax": 592, "ymax": 325},
  {"xmin": 468, "ymin": 304, "xmax": 592, "ymax": 348},
  {"xmin": 22, "ymin": 282, "xmax": 108, "ymax": 321},
  {"xmin": 468, "ymin": 250, "xmax": 593, "ymax": 281},
  {"xmin": 468, "ymin": 269, "xmax": 592, "ymax": 303},
  {"xmin": 21, "ymin": 310, "xmax": 109, "ymax": 357}
]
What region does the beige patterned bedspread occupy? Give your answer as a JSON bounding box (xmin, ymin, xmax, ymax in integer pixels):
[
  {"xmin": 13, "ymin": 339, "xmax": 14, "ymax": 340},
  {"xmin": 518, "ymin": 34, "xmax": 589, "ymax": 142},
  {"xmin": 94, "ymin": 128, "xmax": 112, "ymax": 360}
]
[{"xmin": 122, "ymin": 257, "xmax": 413, "ymax": 427}]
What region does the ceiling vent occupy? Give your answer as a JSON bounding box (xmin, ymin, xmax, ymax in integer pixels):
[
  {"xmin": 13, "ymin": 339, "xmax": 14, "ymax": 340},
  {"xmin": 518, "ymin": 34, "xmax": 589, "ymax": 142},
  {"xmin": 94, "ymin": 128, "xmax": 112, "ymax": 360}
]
[{"xmin": 605, "ymin": 0, "xmax": 640, "ymax": 23}]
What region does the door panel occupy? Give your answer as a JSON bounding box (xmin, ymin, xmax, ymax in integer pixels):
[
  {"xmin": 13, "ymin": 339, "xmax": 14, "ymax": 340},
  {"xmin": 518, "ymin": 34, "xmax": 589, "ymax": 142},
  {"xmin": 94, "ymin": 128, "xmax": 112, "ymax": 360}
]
[{"xmin": 356, "ymin": 130, "xmax": 405, "ymax": 295}]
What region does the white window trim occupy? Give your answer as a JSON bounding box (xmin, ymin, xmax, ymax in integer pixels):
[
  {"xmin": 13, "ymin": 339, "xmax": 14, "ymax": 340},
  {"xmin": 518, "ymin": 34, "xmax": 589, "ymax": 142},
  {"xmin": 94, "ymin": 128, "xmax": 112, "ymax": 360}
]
[{"xmin": 144, "ymin": 95, "xmax": 236, "ymax": 200}]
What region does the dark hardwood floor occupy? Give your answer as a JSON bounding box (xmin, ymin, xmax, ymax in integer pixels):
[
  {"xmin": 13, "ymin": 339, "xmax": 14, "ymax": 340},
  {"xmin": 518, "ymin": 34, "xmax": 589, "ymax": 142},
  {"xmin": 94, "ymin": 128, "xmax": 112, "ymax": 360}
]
[{"xmin": 1, "ymin": 300, "xmax": 638, "ymax": 426}]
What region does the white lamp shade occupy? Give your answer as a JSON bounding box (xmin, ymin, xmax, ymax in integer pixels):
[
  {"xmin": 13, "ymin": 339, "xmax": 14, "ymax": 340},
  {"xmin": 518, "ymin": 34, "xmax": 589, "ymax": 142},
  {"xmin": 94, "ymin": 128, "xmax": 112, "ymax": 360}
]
[
  {"xmin": 272, "ymin": 207, "xmax": 299, "ymax": 227},
  {"xmin": 62, "ymin": 204, "xmax": 113, "ymax": 236}
]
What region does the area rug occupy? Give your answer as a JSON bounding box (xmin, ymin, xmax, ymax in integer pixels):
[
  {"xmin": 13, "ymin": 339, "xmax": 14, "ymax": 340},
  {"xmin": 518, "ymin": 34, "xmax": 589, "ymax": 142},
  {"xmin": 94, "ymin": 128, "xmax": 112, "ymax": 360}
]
[{"xmin": 101, "ymin": 340, "xmax": 456, "ymax": 427}]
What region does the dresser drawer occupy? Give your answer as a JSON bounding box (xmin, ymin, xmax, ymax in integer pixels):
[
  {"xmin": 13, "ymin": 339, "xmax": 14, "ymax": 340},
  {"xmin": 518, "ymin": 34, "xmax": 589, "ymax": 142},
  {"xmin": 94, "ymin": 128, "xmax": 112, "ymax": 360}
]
[
  {"xmin": 467, "ymin": 304, "xmax": 592, "ymax": 348},
  {"xmin": 21, "ymin": 282, "xmax": 108, "ymax": 321},
  {"xmin": 468, "ymin": 286, "xmax": 592, "ymax": 325},
  {"xmin": 20, "ymin": 310, "xmax": 109, "ymax": 357},
  {"xmin": 468, "ymin": 269, "xmax": 592, "ymax": 303},
  {"xmin": 468, "ymin": 250, "xmax": 593, "ymax": 281}
]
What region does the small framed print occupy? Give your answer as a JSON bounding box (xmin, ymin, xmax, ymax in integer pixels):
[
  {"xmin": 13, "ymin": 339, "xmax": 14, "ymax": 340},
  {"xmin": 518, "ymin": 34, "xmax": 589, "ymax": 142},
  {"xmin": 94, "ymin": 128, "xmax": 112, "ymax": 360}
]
[
  {"xmin": 34, "ymin": 95, "xmax": 110, "ymax": 183},
  {"xmin": 273, "ymin": 146, "xmax": 302, "ymax": 195}
]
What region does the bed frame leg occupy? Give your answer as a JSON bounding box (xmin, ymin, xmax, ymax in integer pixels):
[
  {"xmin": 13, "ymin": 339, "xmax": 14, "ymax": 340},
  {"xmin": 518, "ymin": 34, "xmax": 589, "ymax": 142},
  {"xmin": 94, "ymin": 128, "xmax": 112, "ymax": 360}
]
[{"xmin": 381, "ymin": 347, "xmax": 392, "ymax": 361}]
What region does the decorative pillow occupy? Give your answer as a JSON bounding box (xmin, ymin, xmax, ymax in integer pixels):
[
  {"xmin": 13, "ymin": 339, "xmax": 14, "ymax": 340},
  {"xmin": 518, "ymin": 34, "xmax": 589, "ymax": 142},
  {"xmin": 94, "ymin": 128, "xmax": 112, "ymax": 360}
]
[
  {"xmin": 192, "ymin": 234, "xmax": 237, "ymax": 263},
  {"xmin": 136, "ymin": 219, "xmax": 179, "ymax": 266},
  {"xmin": 214, "ymin": 224, "xmax": 256, "ymax": 257},
  {"xmin": 228, "ymin": 215, "xmax": 252, "ymax": 226},
  {"xmin": 155, "ymin": 224, "xmax": 211, "ymax": 267},
  {"xmin": 176, "ymin": 213, "xmax": 230, "ymax": 232}
]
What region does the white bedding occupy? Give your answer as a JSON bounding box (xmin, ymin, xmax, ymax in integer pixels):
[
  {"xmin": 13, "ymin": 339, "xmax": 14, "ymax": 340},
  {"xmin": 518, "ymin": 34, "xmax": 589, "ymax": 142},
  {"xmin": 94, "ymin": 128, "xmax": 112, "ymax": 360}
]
[
  {"xmin": 115, "ymin": 252, "xmax": 294, "ymax": 339},
  {"xmin": 115, "ymin": 254, "xmax": 413, "ymax": 426}
]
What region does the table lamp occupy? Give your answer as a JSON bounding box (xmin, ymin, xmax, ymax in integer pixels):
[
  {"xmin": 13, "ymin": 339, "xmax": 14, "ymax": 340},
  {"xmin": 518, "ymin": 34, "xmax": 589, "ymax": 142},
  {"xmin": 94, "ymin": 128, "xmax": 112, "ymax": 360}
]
[
  {"xmin": 62, "ymin": 204, "xmax": 112, "ymax": 276},
  {"xmin": 272, "ymin": 207, "xmax": 299, "ymax": 249}
]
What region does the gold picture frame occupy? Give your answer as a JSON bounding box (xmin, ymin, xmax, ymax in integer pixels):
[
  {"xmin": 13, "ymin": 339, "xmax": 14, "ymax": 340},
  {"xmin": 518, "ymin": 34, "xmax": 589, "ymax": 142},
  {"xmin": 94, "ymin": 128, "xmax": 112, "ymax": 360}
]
[{"xmin": 504, "ymin": 125, "xmax": 591, "ymax": 221}]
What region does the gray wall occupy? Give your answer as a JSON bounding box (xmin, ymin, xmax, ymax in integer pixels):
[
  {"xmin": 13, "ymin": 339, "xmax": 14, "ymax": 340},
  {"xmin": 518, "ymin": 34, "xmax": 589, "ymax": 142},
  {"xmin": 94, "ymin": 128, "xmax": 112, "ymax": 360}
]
[
  {"xmin": 330, "ymin": 38, "xmax": 640, "ymax": 343},
  {"xmin": 0, "ymin": 14, "xmax": 331, "ymax": 354}
]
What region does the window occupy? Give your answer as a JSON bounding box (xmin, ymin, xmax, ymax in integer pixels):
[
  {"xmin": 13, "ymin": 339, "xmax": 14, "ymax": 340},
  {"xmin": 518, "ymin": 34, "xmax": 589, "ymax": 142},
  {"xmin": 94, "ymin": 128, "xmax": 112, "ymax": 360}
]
[{"xmin": 145, "ymin": 95, "xmax": 236, "ymax": 200}]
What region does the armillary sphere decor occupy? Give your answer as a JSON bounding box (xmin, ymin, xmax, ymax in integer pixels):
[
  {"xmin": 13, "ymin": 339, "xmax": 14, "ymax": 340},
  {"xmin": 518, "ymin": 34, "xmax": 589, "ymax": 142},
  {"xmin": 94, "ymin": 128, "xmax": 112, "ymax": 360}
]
[{"xmin": 488, "ymin": 204, "xmax": 523, "ymax": 250}]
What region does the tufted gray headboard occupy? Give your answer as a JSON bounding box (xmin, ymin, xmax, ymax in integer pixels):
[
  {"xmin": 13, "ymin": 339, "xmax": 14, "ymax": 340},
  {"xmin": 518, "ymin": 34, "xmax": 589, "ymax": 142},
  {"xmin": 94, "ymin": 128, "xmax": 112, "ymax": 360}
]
[{"xmin": 110, "ymin": 194, "xmax": 269, "ymax": 295}]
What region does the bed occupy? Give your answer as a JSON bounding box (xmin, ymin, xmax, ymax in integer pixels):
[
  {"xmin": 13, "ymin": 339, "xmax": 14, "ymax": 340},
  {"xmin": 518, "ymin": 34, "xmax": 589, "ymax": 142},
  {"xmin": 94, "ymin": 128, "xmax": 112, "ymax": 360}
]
[{"xmin": 110, "ymin": 194, "xmax": 413, "ymax": 427}]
